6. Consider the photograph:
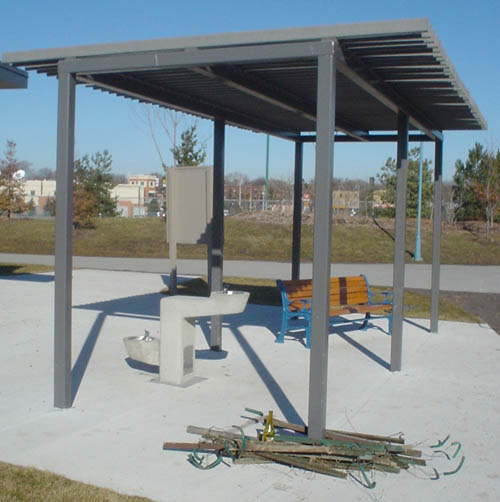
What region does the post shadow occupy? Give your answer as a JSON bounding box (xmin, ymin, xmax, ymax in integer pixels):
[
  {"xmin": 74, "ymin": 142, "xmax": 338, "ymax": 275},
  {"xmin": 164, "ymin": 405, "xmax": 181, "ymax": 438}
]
[
  {"xmin": 231, "ymin": 325, "xmax": 305, "ymax": 427},
  {"xmin": 71, "ymin": 311, "xmax": 106, "ymax": 402}
]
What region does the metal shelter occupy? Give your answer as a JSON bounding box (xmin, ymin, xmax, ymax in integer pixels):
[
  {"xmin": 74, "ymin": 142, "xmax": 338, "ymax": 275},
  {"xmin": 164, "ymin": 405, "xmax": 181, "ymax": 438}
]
[
  {"xmin": 2, "ymin": 18, "xmax": 486, "ymax": 439},
  {"xmin": 0, "ymin": 62, "xmax": 27, "ymax": 89}
]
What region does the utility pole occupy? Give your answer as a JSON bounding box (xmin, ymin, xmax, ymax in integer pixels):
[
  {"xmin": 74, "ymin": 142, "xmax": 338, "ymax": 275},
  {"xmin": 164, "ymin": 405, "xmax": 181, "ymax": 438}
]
[{"xmin": 264, "ymin": 134, "xmax": 270, "ymax": 210}]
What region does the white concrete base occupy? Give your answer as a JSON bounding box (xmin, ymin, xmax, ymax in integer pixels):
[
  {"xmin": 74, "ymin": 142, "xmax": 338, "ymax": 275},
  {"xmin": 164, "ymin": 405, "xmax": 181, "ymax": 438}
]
[
  {"xmin": 160, "ymin": 291, "xmax": 249, "ymax": 385},
  {"xmin": 1, "ymin": 269, "xmax": 499, "ymax": 502}
]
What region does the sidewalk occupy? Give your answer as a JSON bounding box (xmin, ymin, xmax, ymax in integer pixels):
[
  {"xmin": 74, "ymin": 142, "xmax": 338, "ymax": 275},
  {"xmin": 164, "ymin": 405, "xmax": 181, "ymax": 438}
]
[
  {"xmin": 1, "ymin": 253, "xmax": 499, "ymax": 293},
  {"xmin": 0, "ymin": 269, "xmax": 499, "ymax": 501}
]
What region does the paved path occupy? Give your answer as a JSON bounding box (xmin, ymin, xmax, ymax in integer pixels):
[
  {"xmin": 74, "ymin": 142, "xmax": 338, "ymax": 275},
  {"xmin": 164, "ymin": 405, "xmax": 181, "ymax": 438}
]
[{"xmin": 2, "ymin": 253, "xmax": 499, "ymax": 293}]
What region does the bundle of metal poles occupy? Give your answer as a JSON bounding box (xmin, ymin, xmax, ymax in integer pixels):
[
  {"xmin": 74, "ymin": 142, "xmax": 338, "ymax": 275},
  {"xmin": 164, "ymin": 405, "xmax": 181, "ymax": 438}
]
[{"xmin": 163, "ymin": 409, "xmax": 426, "ymax": 487}]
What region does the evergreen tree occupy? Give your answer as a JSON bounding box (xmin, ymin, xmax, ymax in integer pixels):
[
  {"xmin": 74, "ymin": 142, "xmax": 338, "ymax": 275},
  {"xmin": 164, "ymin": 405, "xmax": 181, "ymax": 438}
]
[
  {"xmin": 147, "ymin": 197, "xmax": 160, "ymax": 216},
  {"xmin": 453, "ymin": 143, "xmax": 500, "ymax": 221},
  {"xmin": 453, "ymin": 143, "xmax": 488, "ymax": 221},
  {"xmin": 0, "ymin": 140, "xmax": 29, "ymax": 218},
  {"xmin": 73, "ymin": 149, "xmax": 117, "ymax": 228},
  {"xmin": 377, "ymin": 147, "xmax": 433, "ymax": 218},
  {"xmin": 453, "ymin": 143, "xmax": 500, "ymax": 233},
  {"xmin": 171, "ymin": 125, "xmax": 206, "ymax": 167}
]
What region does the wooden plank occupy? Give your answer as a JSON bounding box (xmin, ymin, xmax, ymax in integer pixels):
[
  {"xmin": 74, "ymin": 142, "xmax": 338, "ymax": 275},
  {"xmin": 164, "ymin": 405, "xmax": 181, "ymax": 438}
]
[{"xmin": 254, "ymin": 452, "xmax": 347, "ymax": 479}]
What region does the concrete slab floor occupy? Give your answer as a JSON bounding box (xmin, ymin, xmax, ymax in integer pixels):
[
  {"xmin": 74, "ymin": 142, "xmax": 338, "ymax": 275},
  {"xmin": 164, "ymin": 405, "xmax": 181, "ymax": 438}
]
[{"xmin": 0, "ymin": 269, "xmax": 499, "ymax": 501}]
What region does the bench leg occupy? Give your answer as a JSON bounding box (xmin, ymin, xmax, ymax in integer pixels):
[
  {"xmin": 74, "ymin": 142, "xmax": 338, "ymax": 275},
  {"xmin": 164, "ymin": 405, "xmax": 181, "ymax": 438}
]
[
  {"xmin": 360, "ymin": 313, "xmax": 370, "ymax": 330},
  {"xmin": 276, "ymin": 314, "xmax": 289, "ymax": 344},
  {"xmin": 388, "ymin": 313, "xmax": 393, "ymax": 335},
  {"xmin": 305, "ymin": 318, "xmax": 311, "ymax": 349}
]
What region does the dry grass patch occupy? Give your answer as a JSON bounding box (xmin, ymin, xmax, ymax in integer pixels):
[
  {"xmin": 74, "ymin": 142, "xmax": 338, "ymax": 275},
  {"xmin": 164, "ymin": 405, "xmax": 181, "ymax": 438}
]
[
  {"xmin": 0, "ymin": 263, "xmax": 53, "ymax": 275},
  {"xmin": 0, "ymin": 461, "xmax": 152, "ymax": 502},
  {"xmin": 1, "ymin": 216, "xmax": 498, "ymax": 265}
]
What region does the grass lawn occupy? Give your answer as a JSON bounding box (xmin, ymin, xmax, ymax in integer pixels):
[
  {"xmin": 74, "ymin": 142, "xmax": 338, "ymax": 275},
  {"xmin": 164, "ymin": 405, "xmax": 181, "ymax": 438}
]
[
  {"xmin": 0, "ymin": 216, "xmax": 499, "ymax": 264},
  {"xmin": 175, "ymin": 276, "xmax": 480, "ymax": 324},
  {"xmin": 0, "ymin": 461, "xmax": 152, "ymax": 502}
]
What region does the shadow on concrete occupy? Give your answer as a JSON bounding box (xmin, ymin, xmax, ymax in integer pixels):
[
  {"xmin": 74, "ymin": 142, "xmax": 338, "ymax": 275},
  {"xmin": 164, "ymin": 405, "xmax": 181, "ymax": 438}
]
[
  {"xmin": 74, "ymin": 292, "xmax": 301, "ymax": 423},
  {"xmin": 71, "ymin": 293, "xmax": 163, "ymax": 403},
  {"xmin": 0, "ymin": 272, "xmax": 54, "ymax": 283},
  {"xmin": 197, "ymin": 305, "xmax": 304, "ymax": 426},
  {"xmin": 72, "ymin": 287, "xmax": 390, "ymax": 416},
  {"xmin": 335, "ymin": 331, "xmax": 391, "ymax": 370},
  {"xmin": 125, "ymin": 357, "xmax": 159, "ymax": 374},
  {"xmin": 404, "ymin": 317, "xmax": 430, "ymax": 333},
  {"xmin": 71, "ymin": 312, "xmax": 106, "ymax": 402},
  {"xmin": 231, "ymin": 325, "xmax": 305, "ymax": 427},
  {"xmin": 269, "ymin": 315, "xmax": 392, "ymax": 371},
  {"xmin": 76, "ymin": 292, "xmax": 162, "ymax": 320}
]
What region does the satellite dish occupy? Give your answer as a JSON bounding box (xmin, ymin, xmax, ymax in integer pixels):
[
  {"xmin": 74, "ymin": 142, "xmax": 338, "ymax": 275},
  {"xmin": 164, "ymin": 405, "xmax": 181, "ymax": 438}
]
[{"xmin": 13, "ymin": 169, "xmax": 25, "ymax": 180}]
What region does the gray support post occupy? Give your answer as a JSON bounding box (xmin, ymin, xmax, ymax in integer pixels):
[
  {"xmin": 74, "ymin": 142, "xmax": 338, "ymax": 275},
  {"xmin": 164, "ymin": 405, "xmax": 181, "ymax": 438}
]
[
  {"xmin": 390, "ymin": 111, "xmax": 409, "ymax": 372},
  {"xmin": 54, "ymin": 69, "xmax": 76, "ymax": 408},
  {"xmin": 307, "ymin": 49, "xmax": 336, "ymax": 439},
  {"xmin": 430, "ymin": 138, "xmax": 443, "ymax": 333},
  {"xmin": 292, "ymin": 141, "xmax": 303, "ymax": 280},
  {"xmin": 209, "ymin": 118, "xmax": 225, "ymax": 350}
]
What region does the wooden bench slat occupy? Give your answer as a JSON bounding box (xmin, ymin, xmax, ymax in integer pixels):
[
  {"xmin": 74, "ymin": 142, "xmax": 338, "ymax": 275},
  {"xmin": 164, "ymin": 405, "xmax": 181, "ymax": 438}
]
[{"xmin": 276, "ymin": 275, "xmax": 392, "ymax": 348}]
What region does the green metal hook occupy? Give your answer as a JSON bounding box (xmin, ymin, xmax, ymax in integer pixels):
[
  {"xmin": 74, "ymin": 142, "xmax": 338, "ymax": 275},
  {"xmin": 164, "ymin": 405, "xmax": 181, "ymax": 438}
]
[
  {"xmin": 187, "ymin": 450, "xmax": 223, "ymax": 470},
  {"xmin": 443, "ymin": 456, "xmax": 465, "ymax": 476},
  {"xmin": 449, "ymin": 441, "xmax": 462, "ymax": 459},
  {"xmin": 244, "ymin": 407, "xmax": 263, "ymax": 417},
  {"xmin": 359, "ymin": 465, "xmax": 376, "ymax": 489},
  {"xmin": 430, "ymin": 434, "xmax": 450, "ymax": 449},
  {"xmin": 231, "ymin": 425, "xmax": 247, "ymax": 454}
]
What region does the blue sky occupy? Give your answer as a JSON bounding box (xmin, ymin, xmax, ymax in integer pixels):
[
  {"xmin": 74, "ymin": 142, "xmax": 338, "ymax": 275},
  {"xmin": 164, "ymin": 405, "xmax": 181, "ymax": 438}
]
[{"xmin": 1, "ymin": 0, "xmax": 498, "ymax": 182}]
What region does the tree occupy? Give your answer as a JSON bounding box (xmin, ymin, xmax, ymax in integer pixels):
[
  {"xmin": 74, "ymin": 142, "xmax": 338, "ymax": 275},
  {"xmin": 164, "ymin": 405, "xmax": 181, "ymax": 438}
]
[
  {"xmin": 0, "ymin": 140, "xmax": 29, "ymax": 218},
  {"xmin": 147, "ymin": 197, "xmax": 160, "ymax": 216},
  {"xmin": 377, "ymin": 147, "xmax": 433, "ymax": 218},
  {"xmin": 73, "ymin": 150, "xmax": 117, "ymax": 228},
  {"xmin": 132, "ymin": 105, "xmax": 186, "ymax": 170},
  {"xmin": 31, "ymin": 167, "xmax": 56, "ymax": 180},
  {"xmin": 111, "ymin": 173, "xmax": 127, "ymax": 185},
  {"xmin": 474, "ymin": 148, "xmax": 500, "ymax": 234},
  {"xmin": 452, "ymin": 142, "xmax": 487, "ymax": 222},
  {"xmin": 171, "ymin": 125, "xmax": 207, "ymax": 167},
  {"xmin": 225, "ymin": 172, "xmax": 249, "ymax": 186},
  {"xmin": 44, "ymin": 196, "xmax": 56, "ymax": 216}
]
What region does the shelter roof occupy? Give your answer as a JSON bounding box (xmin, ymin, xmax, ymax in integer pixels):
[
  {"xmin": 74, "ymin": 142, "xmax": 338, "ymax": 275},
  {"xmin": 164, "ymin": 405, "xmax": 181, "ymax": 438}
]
[
  {"xmin": 2, "ymin": 18, "xmax": 486, "ymax": 138},
  {"xmin": 0, "ymin": 62, "xmax": 27, "ymax": 89}
]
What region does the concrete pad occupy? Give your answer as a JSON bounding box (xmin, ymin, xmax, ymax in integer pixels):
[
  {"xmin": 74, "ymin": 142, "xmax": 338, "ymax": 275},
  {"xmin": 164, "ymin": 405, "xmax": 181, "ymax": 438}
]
[{"xmin": 1, "ymin": 269, "xmax": 499, "ymax": 501}]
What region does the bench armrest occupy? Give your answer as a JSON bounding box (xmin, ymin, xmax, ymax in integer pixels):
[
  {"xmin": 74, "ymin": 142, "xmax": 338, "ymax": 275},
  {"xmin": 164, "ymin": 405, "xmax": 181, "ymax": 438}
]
[
  {"xmin": 288, "ymin": 299, "xmax": 311, "ymax": 313},
  {"xmin": 379, "ymin": 291, "xmax": 392, "ymax": 304}
]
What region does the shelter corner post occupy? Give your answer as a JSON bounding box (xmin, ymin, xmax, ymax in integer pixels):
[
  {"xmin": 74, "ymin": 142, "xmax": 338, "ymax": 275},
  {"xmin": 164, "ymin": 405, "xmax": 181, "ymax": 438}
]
[
  {"xmin": 430, "ymin": 137, "xmax": 443, "ymax": 333},
  {"xmin": 292, "ymin": 140, "xmax": 303, "ymax": 280},
  {"xmin": 54, "ymin": 68, "xmax": 76, "ymax": 408},
  {"xmin": 390, "ymin": 111, "xmax": 409, "ymax": 372},
  {"xmin": 209, "ymin": 118, "xmax": 225, "ymax": 350},
  {"xmin": 307, "ymin": 48, "xmax": 336, "ymax": 439}
]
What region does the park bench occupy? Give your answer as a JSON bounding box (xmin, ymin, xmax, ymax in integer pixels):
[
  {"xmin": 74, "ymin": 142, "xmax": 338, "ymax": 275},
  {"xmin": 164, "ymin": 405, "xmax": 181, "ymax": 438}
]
[{"xmin": 276, "ymin": 275, "xmax": 392, "ymax": 348}]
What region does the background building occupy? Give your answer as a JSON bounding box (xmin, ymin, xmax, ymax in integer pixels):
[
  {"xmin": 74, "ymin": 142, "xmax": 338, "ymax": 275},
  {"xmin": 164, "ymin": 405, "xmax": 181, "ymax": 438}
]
[
  {"xmin": 111, "ymin": 184, "xmax": 146, "ymax": 217},
  {"xmin": 23, "ymin": 179, "xmax": 56, "ymax": 215}
]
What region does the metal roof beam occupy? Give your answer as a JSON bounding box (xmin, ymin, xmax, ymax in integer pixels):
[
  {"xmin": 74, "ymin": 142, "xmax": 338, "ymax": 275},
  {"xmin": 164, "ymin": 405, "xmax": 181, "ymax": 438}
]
[
  {"xmin": 191, "ymin": 65, "xmax": 369, "ymax": 141},
  {"xmin": 0, "ymin": 63, "xmax": 28, "ymax": 89},
  {"xmin": 77, "ymin": 74, "xmax": 301, "ymax": 141},
  {"xmin": 299, "ymin": 133, "xmax": 436, "ymax": 143},
  {"xmin": 335, "ymin": 57, "xmax": 442, "ymax": 141},
  {"xmin": 59, "ymin": 41, "xmax": 335, "ymax": 75}
]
